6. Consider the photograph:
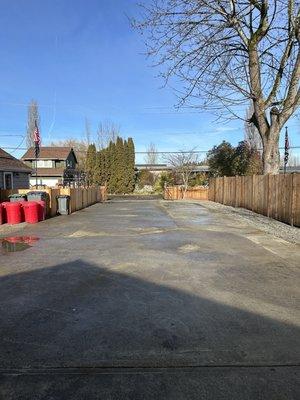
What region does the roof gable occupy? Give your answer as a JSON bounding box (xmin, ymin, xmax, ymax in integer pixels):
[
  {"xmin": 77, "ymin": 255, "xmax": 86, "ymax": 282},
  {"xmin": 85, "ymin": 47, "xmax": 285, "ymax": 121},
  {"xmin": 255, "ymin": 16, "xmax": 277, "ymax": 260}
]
[
  {"xmin": 0, "ymin": 148, "xmax": 32, "ymax": 172},
  {"xmin": 22, "ymin": 147, "xmax": 77, "ymax": 162}
]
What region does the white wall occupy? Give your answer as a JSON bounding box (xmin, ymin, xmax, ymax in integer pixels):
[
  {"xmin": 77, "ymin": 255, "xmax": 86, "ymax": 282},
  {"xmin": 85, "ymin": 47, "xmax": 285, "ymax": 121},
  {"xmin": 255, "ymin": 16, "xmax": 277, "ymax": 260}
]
[{"xmin": 30, "ymin": 177, "xmax": 59, "ymax": 187}]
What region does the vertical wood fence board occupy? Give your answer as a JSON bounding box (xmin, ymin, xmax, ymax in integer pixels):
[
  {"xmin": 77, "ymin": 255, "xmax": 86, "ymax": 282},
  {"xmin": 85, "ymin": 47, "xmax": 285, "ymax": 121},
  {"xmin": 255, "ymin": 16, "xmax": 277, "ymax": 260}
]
[
  {"xmin": 294, "ymin": 174, "xmax": 300, "ymax": 226},
  {"xmin": 209, "ymin": 174, "xmax": 300, "ymax": 227}
]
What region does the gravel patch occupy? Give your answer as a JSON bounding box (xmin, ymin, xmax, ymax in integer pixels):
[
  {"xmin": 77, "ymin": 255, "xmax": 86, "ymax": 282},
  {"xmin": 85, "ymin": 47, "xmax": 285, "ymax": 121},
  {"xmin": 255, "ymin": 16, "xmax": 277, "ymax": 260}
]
[{"xmin": 198, "ymin": 200, "xmax": 300, "ymax": 245}]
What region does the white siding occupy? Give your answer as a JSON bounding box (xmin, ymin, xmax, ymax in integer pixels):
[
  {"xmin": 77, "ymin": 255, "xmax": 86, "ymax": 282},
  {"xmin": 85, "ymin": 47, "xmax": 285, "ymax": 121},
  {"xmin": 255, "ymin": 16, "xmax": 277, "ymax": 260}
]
[{"xmin": 29, "ymin": 177, "xmax": 60, "ymax": 187}]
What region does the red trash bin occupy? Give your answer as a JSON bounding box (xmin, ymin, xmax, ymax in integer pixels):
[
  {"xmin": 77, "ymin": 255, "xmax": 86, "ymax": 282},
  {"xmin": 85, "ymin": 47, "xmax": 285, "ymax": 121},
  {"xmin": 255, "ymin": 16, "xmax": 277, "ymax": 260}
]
[
  {"xmin": 3, "ymin": 202, "xmax": 23, "ymax": 224},
  {"xmin": 1, "ymin": 202, "xmax": 9, "ymax": 224},
  {"xmin": 2, "ymin": 202, "xmax": 7, "ymax": 223},
  {"xmin": 36, "ymin": 200, "xmax": 46, "ymax": 221},
  {"xmin": 22, "ymin": 201, "xmax": 39, "ymax": 224}
]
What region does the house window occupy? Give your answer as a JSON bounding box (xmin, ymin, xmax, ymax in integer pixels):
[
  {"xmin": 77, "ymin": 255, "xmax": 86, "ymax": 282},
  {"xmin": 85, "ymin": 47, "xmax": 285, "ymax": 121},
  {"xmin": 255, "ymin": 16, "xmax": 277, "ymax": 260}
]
[
  {"xmin": 4, "ymin": 172, "xmax": 13, "ymax": 189},
  {"xmin": 36, "ymin": 160, "xmax": 53, "ymax": 168},
  {"xmin": 66, "ymin": 160, "xmax": 74, "ymax": 168}
]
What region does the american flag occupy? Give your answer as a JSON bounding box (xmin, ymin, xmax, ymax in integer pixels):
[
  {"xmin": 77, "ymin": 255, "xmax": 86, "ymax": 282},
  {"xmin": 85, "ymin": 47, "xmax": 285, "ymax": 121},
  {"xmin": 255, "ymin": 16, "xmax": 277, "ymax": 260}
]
[{"xmin": 33, "ymin": 120, "xmax": 41, "ymax": 158}]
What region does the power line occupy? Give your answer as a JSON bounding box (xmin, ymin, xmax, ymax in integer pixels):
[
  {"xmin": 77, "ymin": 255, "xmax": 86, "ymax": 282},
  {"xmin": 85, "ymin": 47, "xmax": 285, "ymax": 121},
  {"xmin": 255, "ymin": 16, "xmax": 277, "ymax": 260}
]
[
  {"xmin": 2, "ymin": 146, "xmax": 300, "ymax": 153},
  {"xmin": 9, "ymin": 136, "xmax": 26, "ymax": 154},
  {"xmin": 0, "ymin": 134, "xmax": 24, "ymax": 137},
  {"xmin": 1, "ymin": 147, "xmax": 27, "ymax": 151}
]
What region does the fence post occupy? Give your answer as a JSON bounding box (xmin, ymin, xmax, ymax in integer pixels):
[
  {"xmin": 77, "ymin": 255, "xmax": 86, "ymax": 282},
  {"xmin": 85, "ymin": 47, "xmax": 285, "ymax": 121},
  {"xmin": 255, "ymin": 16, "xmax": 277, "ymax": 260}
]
[
  {"xmin": 251, "ymin": 175, "xmax": 255, "ymax": 211},
  {"xmin": 213, "ymin": 179, "xmax": 216, "ymax": 202},
  {"xmin": 222, "ymin": 176, "xmax": 226, "ymax": 204},
  {"xmin": 234, "ymin": 176, "xmax": 238, "ymax": 207},
  {"xmin": 274, "ymin": 175, "xmax": 279, "ymax": 221},
  {"xmin": 290, "ymin": 173, "xmax": 296, "ymax": 226},
  {"xmin": 267, "ymin": 174, "xmax": 271, "ymax": 218},
  {"xmin": 212, "ymin": 178, "xmax": 216, "ymax": 202}
]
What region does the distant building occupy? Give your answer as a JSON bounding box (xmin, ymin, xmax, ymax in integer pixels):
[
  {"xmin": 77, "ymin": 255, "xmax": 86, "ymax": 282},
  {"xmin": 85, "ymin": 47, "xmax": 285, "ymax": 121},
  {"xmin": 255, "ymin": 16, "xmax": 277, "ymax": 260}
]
[
  {"xmin": 21, "ymin": 147, "xmax": 79, "ymax": 187},
  {"xmin": 135, "ymin": 163, "xmax": 210, "ymax": 175},
  {"xmin": 279, "ymin": 166, "xmax": 300, "ymax": 173},
  {"xmin": 0, "ymin": 148, "xmax": 32, "ymax": 189}
]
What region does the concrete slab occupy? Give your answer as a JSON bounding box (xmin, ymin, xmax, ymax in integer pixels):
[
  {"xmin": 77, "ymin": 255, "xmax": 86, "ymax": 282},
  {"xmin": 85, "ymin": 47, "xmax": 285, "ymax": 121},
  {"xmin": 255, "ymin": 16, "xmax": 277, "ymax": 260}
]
[{"xmin": 0, "ymin": 200, "xmax": 299, "ymax": 398}]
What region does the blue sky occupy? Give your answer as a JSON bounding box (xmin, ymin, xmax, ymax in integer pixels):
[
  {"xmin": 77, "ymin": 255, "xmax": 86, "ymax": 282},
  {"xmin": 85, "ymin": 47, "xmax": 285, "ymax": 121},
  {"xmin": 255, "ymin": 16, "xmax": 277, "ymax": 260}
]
[{"xmin": 0, "ymin": 0, "xmax": 299, "ymax": 163}]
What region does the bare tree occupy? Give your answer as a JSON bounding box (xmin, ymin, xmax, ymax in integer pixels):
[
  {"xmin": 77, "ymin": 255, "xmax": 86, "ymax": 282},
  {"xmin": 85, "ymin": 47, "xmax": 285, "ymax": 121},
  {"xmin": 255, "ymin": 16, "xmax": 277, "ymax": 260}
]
[
  {"xmin": 84, "ymin": 117, "xmax": 92, "ymax": 146},
  {"xmin": 135, "ymin": 1, "xmax": 300, "ymax": 174},
  {"xmin": 144, "ymin": 142, "xmax": 159, "ymax": 164},
  {"xmin": 165, "ymin": 150, "xmax": 198, "ymax": 197},
  {"xmin": 26, "ymin": 100, "xmax": 40, "ymax": 149},
  {"xmin": 50, "ymin": 138, "xmax": 87, "ymax": 170},
  {"xmin": 96, "ymin": 120, "xmax": 120, "ymax": 149},
  {"xmin": 244, "ymin": 103, "xmax": 262, "ymax": 150}
]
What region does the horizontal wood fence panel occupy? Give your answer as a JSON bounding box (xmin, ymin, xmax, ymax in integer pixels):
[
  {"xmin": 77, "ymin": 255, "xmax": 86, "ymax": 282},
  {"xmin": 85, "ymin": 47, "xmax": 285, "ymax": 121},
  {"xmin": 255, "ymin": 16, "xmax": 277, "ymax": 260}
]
[
  {"xmin": 164, "ymin": 186, "xmax": 208, "ymax": 201},
  {"xmin": 209, "ymin": 174, "xmax": 300, "ymax": 227}
]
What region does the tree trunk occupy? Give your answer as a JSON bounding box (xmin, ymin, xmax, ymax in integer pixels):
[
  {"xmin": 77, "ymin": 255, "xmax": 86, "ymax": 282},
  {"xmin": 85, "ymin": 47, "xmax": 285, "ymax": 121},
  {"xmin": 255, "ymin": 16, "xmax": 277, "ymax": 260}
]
[
  {"xmin": 262, "ymin": 136, "xmax": 280, "ymax": 174},
  {"xmin": 182, "ymin": 185, "xmax": 188, "ymax": 199}
]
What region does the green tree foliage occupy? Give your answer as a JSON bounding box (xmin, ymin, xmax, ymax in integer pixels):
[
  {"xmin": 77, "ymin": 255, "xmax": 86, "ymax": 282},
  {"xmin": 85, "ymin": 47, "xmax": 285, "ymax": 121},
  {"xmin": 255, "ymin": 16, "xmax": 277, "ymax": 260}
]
[
  {"xmin": 115, "ymin": 137, "xmax": 127, "ymax": 193},
  {"xmin": 92, "ymin": 136, "xmax": 136, "ymax": 193},
  {"xmin": 207, "ymin": 141, "xmax": 235, "ymax": 177},
  {"xmin": 107, "ymin": 141, "xmax": 117, "ymax": 193},
  {"xmin": 207, "ymin": 140, "xmax": 262, "ymax": 177},
  {"xmin": 231, "ymin": 141, "xmax": 263, "ymax": 176},
  {"xmin": 189, "ymin": 173, "xmax": 209, "ymax": 187},
  {"xmin": 137, "ymin": 170, "xmax": 156, "ymax": 187},
  {"xmin": 155, "ymin": 172, "xmax": 174, "ymax": 193},
  {"xmin": 126, "ymin": 138, "xmax": 136, "ymax": 193},
  {"xmin": 85, "ymin": 143, "xmax": 97, "ymax": 185},
  {"xmin": 93, "ymin": 151, "xmax": 103, "ymax": 186}
]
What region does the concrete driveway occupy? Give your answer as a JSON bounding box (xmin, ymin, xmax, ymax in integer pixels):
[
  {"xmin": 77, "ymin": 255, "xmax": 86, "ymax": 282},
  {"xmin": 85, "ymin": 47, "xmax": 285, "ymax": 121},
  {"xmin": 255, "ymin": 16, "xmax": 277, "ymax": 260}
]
[{"xmin": 0, "ymin": 200, "xmax": 299, "ymax": 399}]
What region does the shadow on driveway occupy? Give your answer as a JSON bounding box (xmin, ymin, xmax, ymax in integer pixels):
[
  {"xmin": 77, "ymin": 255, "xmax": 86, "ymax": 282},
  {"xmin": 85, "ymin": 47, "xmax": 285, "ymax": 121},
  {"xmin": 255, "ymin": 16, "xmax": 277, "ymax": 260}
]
[{"xmin": 0, "ymin": 259, "xmax": 299, "ymax": 399}]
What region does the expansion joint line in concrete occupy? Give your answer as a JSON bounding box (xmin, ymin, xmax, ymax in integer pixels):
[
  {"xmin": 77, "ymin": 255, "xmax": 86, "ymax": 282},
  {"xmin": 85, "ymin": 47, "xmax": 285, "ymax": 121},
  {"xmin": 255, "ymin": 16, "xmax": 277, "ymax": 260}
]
[{"xmin": 1, "ymin": 364, "xmax": 299, "ymax": 376}]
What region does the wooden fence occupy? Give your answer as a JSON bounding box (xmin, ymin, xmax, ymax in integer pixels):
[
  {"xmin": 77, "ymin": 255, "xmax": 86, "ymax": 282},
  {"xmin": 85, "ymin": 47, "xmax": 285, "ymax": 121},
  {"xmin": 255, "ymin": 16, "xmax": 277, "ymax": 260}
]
[
  {"xmin": 0, "ymin": 186, "xmax": 107, "ymax": 218},
  {"xmin": 164, "ymin": 186, "xmax": 209, "ymax": 201},
  {"xmin": 209, "ymin": 174, "xmax": 300, "ymax": 227}
]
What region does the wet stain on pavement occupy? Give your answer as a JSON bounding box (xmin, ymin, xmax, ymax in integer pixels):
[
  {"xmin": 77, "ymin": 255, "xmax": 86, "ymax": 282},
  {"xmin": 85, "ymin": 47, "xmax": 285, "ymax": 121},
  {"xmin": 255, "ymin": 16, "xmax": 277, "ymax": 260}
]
[{"xmin": 0, "ymin": 236, "xmax": 39, "ymax": 254}]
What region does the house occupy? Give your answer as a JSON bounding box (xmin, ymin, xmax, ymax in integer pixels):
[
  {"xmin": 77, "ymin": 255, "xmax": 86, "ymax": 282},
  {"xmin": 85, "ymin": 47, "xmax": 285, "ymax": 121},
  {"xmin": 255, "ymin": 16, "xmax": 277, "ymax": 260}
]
[
  {"xmin": 0, "ymin": 148, "xmax": 32, "ymax": 189},
  {"xmin": 21, "ymin": 147, "xmax": 79, "ymax": 188}
]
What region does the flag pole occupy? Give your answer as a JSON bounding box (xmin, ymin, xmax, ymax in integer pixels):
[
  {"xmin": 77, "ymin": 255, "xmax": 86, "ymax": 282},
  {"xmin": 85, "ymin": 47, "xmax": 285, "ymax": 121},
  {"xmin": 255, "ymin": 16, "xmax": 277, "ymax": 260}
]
[
  {"xmin": 33, "ymin": 119, "xmax": 40, "ymax": 189},
  {"xmin": 35, "ymin": 150, "xmax": 38, "ymax": 188},
  {"xmin": 284, "ymin": 126, "xmax": 289, "ymax": 174}
]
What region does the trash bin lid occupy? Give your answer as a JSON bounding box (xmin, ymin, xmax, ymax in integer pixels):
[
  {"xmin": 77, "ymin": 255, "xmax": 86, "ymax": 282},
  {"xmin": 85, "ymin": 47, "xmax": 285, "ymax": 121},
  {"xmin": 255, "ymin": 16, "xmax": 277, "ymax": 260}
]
[
  {"xmin": 56, "ymin": 195, "xmax": 70, "ymax": 199},
  {"xmin": 27, "ymin": 191, "xmax": 47, "ymax": 195},
  {"xmin": 8, "ymin": 194, "xmax": 27, "ymax": 198}
]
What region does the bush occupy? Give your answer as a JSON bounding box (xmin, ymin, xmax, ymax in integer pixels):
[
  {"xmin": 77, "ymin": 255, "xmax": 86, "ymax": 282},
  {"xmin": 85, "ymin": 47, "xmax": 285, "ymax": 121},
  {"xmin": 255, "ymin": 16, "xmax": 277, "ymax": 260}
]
[
  {"xmin": 189, "ymin": 173, "xmax": 209, "ymax": 187},
  {"xmin": 207, "ymin": 140, "xmax": 263, "ymax": 177},
  {"xmin": 137, "ymin": 170, "xmax": 156, "ymax": 187},
  {"xmin": 154, "ymin": 172, "xmax": 175, "ymax": 193}
]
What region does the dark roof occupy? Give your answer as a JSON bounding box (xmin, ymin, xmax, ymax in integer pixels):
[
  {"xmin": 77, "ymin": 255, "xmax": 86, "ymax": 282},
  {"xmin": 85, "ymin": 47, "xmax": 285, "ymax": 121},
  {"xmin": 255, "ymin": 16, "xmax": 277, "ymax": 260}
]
[
  {"xmin": 22, "ymin": 147, "xmax": 77, "ymax": 162},
  {"xmin": 135, "ymin": 164, "xmax": 168, "ymax": 168},
  {"xmin": 135, "ymin": 164, "xmax": 210, "ymax": 172},
  {"xmin": 0, "ymin": 148, "xmax": 32, "ymax": 173},
  {"xmin": 32, "ymin": 168, "xmax": 65, "ymax": 177}
]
